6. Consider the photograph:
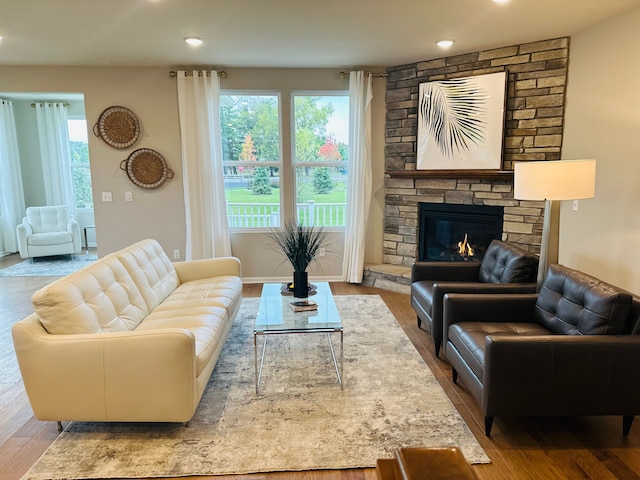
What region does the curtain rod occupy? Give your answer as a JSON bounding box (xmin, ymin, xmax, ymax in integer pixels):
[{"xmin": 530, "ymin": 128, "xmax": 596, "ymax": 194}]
[
  {"xmin": 339, "ymin": 71, "xmax": 388, "ymax": 79},
  {"xmin": 169, "ymin": 71, "xmax": 227, "ymax": 78},
  {"xmin": 168, "ymin": 70, "xmax": 388, "ymax": 79},
  {"xmin": 31, "ymin": 102, "xmax": 70, "ymax": 108}
]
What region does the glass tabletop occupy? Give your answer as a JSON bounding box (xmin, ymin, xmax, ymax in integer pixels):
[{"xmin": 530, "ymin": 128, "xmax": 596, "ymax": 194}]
[{"xmin": 254, "ymin": 282, "xmax": 342, "ymax": 333}]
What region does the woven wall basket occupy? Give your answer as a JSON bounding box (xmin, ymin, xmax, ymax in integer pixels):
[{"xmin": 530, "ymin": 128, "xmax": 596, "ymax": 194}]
[
  {"xmin": 93, "ymin": 105, "xmax": 141, "ymax": 149},
  {"xmin": 120, "ymin": 148, "xmax": 174, "ymax": 189}
]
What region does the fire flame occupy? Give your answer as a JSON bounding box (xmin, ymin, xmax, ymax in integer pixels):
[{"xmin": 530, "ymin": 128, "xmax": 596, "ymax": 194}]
[{"xmin": 457, "ymin": 234, "xmax": 474, "ymax": 257}]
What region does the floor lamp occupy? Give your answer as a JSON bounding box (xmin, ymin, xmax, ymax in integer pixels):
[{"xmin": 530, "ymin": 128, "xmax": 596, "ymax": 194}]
[{"xmin": 514, "ymin": 159, "xmax": 596, "ymax": 291}]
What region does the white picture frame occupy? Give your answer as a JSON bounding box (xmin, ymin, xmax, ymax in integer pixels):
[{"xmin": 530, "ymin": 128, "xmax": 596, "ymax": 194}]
[{"xmin": 416, "ymin": 71, "xmax": 507, "ymax": 170}]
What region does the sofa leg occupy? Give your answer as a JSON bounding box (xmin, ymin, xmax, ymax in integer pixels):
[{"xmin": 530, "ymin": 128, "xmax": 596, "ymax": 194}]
[
  {"xmin": 452, "ymin": 367, "xmax": 458, "ymax": 384},
  {"xmin": 56, "ymin": 421, "xmax": 63, "ymax": 432},
  {"xmin": 435, "ymin": 340, "xmax": 441, "ymax": 358},
  {"xmin": 417, "ymin": 316, "xmax": 422, "ymax": 328},
  {"xmin": 623, "ymin": 415, "xmax": 634, "ymax": 435},
  {"xmin": 485, "ymin": 417, "xmax": 494, "ymax": 437}
]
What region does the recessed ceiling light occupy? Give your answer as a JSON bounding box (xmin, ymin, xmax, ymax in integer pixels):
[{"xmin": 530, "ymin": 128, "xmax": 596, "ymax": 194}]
[
  {"xmin": 436, "ymin": 40, "xmax": 455, "ymax": 49},
  {"xmin": 493, "ymin": 0, "xmax": 510, "ymax": 4},
  {"xmin": 184, "ymin": 37, "xmax": 204, "ymax": 47}
]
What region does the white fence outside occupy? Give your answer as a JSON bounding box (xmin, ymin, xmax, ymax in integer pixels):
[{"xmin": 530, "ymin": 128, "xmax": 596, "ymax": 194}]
[{"xmin": 227, "ymin": 201, "xmax": 346, "ymax": 228}]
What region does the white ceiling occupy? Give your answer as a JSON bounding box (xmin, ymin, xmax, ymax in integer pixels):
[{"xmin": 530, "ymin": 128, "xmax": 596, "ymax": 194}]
[{"xmin": 1, "ymin": 0, "xmax": 638, "ymax": 69}]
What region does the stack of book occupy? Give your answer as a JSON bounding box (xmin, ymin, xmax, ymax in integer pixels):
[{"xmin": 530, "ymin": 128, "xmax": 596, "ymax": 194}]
[{"xmin": 288, "ymin": 299, "xmax": 318, "ymax": 312}]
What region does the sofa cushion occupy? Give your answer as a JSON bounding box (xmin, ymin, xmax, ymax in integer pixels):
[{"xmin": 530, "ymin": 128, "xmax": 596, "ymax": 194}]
[
  {"xmin": 139, "ymin": 275, "xmax": 243, "ymax": 375},
  {"xmin": 448, "ymin": 322, "xmax": 551, "ymax": 380},
  {"xmin": 535, "ymin": 264, "xmax": 633, "ymax": 335},
  {"xmin": 32, "ymin": 253, "xmax": 148, "ymax": 334},
  {"xmin": 115, "ymin": 239, "xmax": 180, "ymax": 312},
  {"xmin": 478, "ymin": 240, "xmax": 538, "ymax": 284}
]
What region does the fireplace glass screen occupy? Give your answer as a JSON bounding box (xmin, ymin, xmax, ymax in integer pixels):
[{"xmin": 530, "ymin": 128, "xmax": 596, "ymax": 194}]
[{"xmin": 418, "ymin": 203, "xmax": 504, "ymax": 262}]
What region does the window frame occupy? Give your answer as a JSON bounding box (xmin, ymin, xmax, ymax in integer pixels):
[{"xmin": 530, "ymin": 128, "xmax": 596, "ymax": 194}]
[
  {"xmin": 220, "ymin": 90, "xmax": 284, "ymax": 232},
  {"xmin": 67, "ymin": 115, "xmax": 93, "ymax": 212},
  {"xmin": 291, "ymin": 90, "xmax": 349, "ymax": 230}
]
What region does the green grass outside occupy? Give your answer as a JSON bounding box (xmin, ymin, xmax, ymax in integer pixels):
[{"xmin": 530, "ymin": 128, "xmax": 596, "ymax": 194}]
[{"xmin": 226, "ymin": 186, "xmax": 346, "ymax": 227}]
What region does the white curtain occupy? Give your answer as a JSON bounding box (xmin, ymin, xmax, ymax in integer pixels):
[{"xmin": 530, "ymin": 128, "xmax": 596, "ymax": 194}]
[
  {"xmin": 0, "ymin": 100, "xmax": 26, "ymax": 253},
  {"xmin": 177, "ymin": 70, "xmax": 231, "ymax": 260},
  {"xmin": 342, "ymin": 71, "xmax": 373, "ymax": 283},
  {"xmin": 34, "ymin": 102, "xmax": 74, "ymax": 209}
]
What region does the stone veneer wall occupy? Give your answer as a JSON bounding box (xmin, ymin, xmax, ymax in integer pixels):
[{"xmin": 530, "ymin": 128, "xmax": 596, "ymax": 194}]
[{"xmin": 382, "ymin": 37, "xmax": 569, "ymax": 268}]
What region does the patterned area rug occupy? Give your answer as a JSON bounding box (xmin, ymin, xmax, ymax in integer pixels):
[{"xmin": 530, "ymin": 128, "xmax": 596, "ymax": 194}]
[
  {"xmin": 0, "ymin": 255, "xmax": 97, "ymax": 277},
  {"xmin": 21, "ymin": 295, "xmax": 489, "ymax": 479}
]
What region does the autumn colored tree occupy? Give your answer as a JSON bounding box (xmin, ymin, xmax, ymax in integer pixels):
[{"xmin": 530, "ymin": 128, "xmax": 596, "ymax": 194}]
[
  {"xmin": 318, "ymin": 137, "xmax": 342, "ymax": 161},
  {"xmin": 239, "ymin": 133, "xmax": 257, "ymax": 162}
]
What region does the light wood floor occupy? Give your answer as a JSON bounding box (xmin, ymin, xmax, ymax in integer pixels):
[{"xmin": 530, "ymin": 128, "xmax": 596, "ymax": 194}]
[{"xmin": 0, "ymin": 252, "xmax": 639, "ymax": 480}]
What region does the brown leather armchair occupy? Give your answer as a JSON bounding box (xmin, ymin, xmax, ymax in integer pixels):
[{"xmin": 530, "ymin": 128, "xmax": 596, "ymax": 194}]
[
  {"xmin": 411, "ymin": 240, "xmax": 538, "ymax": 357},
  {"xmin": 443, "ymin": 264, "xmax": 640, "ymax": 437}
]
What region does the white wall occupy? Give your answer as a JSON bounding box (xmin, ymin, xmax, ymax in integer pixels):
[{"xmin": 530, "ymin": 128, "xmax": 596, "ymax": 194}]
[
  {"xmin": 0, "ymin": 66, "xmax": 386, "ymax": 279},
  {"xmin": 560, "ymin": 6, "xmax": 640, "ymax": 294}
]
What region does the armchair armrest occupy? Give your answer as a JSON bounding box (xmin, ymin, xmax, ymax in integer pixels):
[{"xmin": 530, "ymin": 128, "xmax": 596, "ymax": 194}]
[
  {"xmin": 482, "ymin": 335, "xmax": 640, "ymax": 418},
  {"xmin": 411, "ymin": 261, "xmax": 480, "ymax": 283},
  {"xmin": 173, "ymin": 256, "xmax": 242, "ymax": 283},
  {"xmin": 66, "ymin": 216, "xmax": 81, "ymax": 252},
  {"xmin": 12, "ymin": 314, "xmax": 198, "ymax": 422},
  {"xmin": 430, "ymin": 283, "xmax": 537, "ymax": 347},
  {"xmin": 16, "ymin": 219, "xmax": 32, "ymax": 258},
  {"xmin": 443, "ymin": 292, "xmax": 538, "ymax": 326}
]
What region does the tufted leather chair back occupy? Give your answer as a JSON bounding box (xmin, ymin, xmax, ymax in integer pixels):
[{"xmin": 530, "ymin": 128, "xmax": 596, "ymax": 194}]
[
  {"xmin": 26, "ymin": 206, "xmax": 72, "ymax": 234},
  {"xmin": 478, "ymin": 240, "xmax": 539, "ymax": 284},
  {"xmin": 535, "ymin": 264, "xmax": 638, "ymax": 335}
]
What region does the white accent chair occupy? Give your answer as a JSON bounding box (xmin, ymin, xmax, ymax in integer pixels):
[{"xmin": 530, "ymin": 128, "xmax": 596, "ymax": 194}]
[{"xmin": 17, "ymin": 206, "xmax": 81, "ymax": 259}]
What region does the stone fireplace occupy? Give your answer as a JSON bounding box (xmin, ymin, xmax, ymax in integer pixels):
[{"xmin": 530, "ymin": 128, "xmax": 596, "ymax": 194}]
[{"xmin": 363, "ymin": 37, "xmax": 568, "ymax": 293}]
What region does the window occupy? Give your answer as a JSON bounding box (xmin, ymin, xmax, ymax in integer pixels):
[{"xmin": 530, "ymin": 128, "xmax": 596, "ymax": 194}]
[
  {"xmin": 67, "ymin": 118, "xmax": 93, "ymax": 209},
  {"xmin": 293, "ymin": 94, "xmax": 348, "ymax": 227},
  {"xmin": 220, "ymin": 94, "xmax": 281, "ymax": 228},
  {"xmin": 220, "ymin": 92, "xmax": 349, "ymax": 230}
]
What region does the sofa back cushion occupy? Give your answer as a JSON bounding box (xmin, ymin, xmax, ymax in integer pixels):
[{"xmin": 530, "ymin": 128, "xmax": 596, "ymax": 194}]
[
  {"xmin": 115, "ymin": 239, "xmax": 180, "ymax": 312},
  {"xmin": 26, "ymin": 206, "xmax": 71, "ymax": 234},
  {"xmin": 535, "ymin": 264, "xmax": 632, "ymax": 335},
  {"xmin": 478, "ymin": 240, "xmax": 539, "ymax": 284},
  {"xmin": 32, "ymin": 253, "xmax": 149, "ymax": 334}
]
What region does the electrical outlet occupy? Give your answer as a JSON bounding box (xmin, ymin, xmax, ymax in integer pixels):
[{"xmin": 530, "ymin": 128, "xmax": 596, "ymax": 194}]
[
  {"xmin": 318, "ymin": 247, "xmax": 326, "ymax": 257},
  {"xmin": 125, "ymin": 191, "xmax": 133, "ymax": 202},
  {"xmin": 173, "ymin": 249, "xmax": 180, "ymax": 259},
  {"xmin": 102, "ymin": 192, "xmax": 112, "ymax": 202}
]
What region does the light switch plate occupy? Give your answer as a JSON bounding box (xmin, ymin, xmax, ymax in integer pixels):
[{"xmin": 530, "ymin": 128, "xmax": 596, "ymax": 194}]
[
  {"xmin": 125, "ymin": 191, "xmax": 133, "ymax": 202},
  {"xmin": 102, "ymin": 192, "xmax": 112, "ymax": 202}
]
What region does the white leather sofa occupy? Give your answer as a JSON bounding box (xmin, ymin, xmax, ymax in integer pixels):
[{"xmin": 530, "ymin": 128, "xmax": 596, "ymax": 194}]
[
  {"xmin": 12, "ymin": 239, "xmax": 242, "ymax": 425},
  {"xmin": 17, "ymin": 205, "xmax": 82, "ymax": 259}
]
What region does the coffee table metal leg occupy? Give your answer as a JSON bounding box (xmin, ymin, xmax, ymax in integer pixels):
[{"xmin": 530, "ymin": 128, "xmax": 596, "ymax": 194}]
[
  {"xmin": 255, "ymin": 333, "xmax": 268, "ymax": 394},
  {"xmin": 326, "ymin": 331, "xmax": 342, "ymax": 388},
  {"xmin": 340, "ymin": 330, "xmax": 344, "ymax": 390}
]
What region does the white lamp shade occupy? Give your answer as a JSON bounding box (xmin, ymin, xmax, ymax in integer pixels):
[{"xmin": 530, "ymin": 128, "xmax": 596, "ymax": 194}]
[{"xmin": 514, "ymin": 159, "xmax": 596, "ymax": 201}]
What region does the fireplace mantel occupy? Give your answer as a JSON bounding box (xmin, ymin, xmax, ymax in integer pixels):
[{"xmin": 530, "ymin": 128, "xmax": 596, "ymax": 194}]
[{"xmin": 386, "ymin": 170, "xmax": 514, "ymax": 180}]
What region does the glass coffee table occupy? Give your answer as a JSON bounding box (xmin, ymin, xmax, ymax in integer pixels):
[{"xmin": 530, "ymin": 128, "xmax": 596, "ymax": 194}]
[{"xmin": 254, "ymin": 282, "xmax": 343, "ymax": 394}]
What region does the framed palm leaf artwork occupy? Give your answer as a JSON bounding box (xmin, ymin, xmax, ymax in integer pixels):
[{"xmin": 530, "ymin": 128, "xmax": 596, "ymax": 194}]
[{"xmin": 417, "ymin": 71, "xmax": 507, "ymax": 170}]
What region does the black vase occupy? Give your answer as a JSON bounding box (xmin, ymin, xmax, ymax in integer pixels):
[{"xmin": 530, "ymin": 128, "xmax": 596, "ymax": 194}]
[{"xmin": 292, "ymin": 271, "xmax": 308, "ymax": 298}]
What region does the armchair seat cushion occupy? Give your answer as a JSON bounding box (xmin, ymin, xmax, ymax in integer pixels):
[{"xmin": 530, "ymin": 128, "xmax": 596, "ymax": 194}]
[
  {"xmin": 449, "ymin": 322, "xmax": 552, "ymax": 380},
  {"xmin": 27, "ymin": 231, "xmax": 73, "ymax": 246}
]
